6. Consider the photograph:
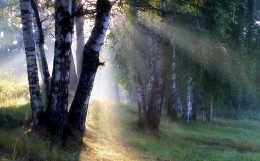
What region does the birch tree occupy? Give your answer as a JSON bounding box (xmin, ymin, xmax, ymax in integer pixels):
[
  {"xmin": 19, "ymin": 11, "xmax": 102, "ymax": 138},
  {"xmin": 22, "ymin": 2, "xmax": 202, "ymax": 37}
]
[
  {"xmin": 185, "ymin": 76, "xmax": 193, "ymax": 123},
  {"xmin": 20, "ymin": 0, "xmax": 43, "ymax": 126},
  {"xmin": 30, "ymin": 0, "xmax": 51, "ymax": 108},
  {"xmin": 69, "ymin": 0, "xmax": 112, "ymax": 130},
  {"xmin": 48, "ymin": 0, "xmax": 74, "ymax": 132},
  {"xmin": 147, "ymin": 56, "xmax": 164, "ymax": 130},
  {"xmin": 167, "ymin": 39, "xmax": 178, "ymax": 121}
]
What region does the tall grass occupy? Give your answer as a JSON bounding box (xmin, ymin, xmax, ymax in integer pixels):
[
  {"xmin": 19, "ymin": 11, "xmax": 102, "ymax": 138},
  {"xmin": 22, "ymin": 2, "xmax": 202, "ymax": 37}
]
[{"xmin": 0, "ymin": 78, "xmax": 82, "ymax": 160}]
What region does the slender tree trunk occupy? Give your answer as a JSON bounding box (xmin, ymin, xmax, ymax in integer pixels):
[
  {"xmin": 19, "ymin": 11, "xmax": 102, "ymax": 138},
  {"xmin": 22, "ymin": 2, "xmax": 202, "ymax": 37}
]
[
  {"xmin": 49, "ymin": 0, "xmax": 73, "ymax": 133},
  {"xmin": 76, "ymin": 16, "xmax": 84, "ymax": 77},
  {"xmin": 69, "ymin": 0, "xmax": 79, "ymax": 93},
  {"xmin": 20, "ymin": 0, "xmax": 43, "ymax": 126},
  {"xmin": 69, "ymin": 0, "xmax": 112, "ymax": 130},
  {"xmin": 69, "ymin": 54, "xmax": 78, "ymax": 93},
  {"xmin": 185, "ymin": 76, "xmax": 192, "ymax": 123},
  {"xmin": 30, "ymin": 0, "xmax": 51, "ymax": 108},
  {"xmin": 192, "ymin": 88, "xmax": 197, "ymax": 121},
  {"xmin": 130, "ymin": 47, "xmax": 148, "ymax": 127},
  {"xmin": 133, "ymin": 73, "xmax": 147, "ymax": 127},
  {"xmin": 144, "ymin": 35, "xmax": 154, "ymax": 109},
  {"xmin": 167, "ymin": 40, "xmax": 178, "ymax": 121},
  {"xmin": 192, "ymin": 98, "xmax": 197, "ymax": 121},
  {"xmin": 207, "ymin": 96, "xmax": 214, "ymax": 122}
]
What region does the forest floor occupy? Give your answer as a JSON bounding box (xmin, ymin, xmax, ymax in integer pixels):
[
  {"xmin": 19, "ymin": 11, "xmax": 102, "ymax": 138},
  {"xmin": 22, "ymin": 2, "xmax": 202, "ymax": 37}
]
[{"xmin": 0, "ymin": 78, "xmax": 260, "ymax": 160}]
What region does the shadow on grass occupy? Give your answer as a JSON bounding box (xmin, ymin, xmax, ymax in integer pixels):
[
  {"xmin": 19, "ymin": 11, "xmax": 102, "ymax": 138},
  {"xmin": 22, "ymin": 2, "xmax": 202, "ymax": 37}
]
[
  {"xmin": 0, "ymin": 103, "xmax": 30, "ymax": 129},
  {"xmin": 0, "ymin": 104, "xmax": 92, "ymax": 161},
  {"xmin": 184, "ymin": 136, "xmax": 260, "ymax": 152}
]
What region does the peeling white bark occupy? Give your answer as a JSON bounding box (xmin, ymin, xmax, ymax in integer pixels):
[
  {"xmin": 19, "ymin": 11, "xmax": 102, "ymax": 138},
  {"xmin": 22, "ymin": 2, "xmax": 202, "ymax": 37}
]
[{"xmin": 20, "ymin": 0, "xmax": 43, "ymax": 126}]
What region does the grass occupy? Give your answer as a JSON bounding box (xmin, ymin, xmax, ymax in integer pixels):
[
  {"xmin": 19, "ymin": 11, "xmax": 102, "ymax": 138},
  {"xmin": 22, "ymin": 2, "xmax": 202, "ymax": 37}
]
[
  {"xmin": 109, "ymin": 104, "xmax": 260, "ymax": 161},
  {"xmin": 0, "ymin": 78, "xmax": 260, "ymax": 160}
]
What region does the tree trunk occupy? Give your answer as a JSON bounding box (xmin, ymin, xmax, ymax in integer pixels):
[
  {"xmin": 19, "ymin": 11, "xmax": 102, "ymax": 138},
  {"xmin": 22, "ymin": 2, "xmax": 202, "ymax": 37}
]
[
  {"xmin": 192, "ymin": 99, "xmax": 197, "ymax": 121},
  {"xmin": 49, "ymin": 0, "xmax": 73, "ymax": 133},
  {"xmin": 133, "ymin": 73, "xmax": 147, "ymax": 127},
  {"xmin": 207, "ymin": 96, "xmax": 214, "ymax": 122},
  {"xmin": 128, "ymin": 46, "xmax": 147, "ymax": 127},
  {"xmin": 147, "ymin": 56, "xmax": 164, "ymax": 130},
  {"xmin": 185, "ymin": 76, "xmax": 192, "ymax": 123},
  {"xmin": 69, "ymin": 53, "xmax": 78, "ymax": 93},
  {"xmin": 20, "ymin": 0, "xmax": 43, "ymax": 126},
  {"xmin": 69, "ymin": 0, "xmax": 112, "ymax": 131},
  {"xmin": 30, "ymin": 0, "xmax": 51, "ymax": 108},
  {"xmin": 147, "ymin": 76, "xmax": 164, "ymax": 130},
  {"xmin": 167, "ymin": 40, "xmax": 178, "ymax": 121},
  {"xmin": 75, "ymin": 16, "xmax": 84, "ymax": 77},
  {"xmin": 191, "ymin": 88, "xmax": 197, "ymax": 121},
  {"xmin": 69, "ymin": 0, "xmax": 79, "ymax": 94}
]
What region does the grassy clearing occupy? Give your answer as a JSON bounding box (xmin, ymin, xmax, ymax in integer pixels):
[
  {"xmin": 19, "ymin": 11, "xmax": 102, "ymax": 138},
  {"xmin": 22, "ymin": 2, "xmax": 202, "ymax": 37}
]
[
  {"xmin": 0, "ymin": 78, "xmax": 260, "ymax": 160},
  {"xmin": 104, "ymin": 104, "xmax": 260, "ymax": 161}
]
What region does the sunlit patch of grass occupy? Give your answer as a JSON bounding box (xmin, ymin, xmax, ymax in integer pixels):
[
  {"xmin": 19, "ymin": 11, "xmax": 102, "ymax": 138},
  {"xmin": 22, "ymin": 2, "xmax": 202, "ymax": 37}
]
[
  {"xmin": 0, "ymin": 78, "xmax": 29, "ymax": 108},
  {"xmin": 82, "ymin": 100, "xmax": 142, "ymax": 161},
  {"xmin": 0, "ymin": 78, "xmax": 30, "ymax": 123}
]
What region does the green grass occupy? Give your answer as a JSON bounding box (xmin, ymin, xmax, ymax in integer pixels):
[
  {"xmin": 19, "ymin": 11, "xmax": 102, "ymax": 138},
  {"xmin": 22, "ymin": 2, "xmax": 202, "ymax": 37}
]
[
  {"xmin": 0, "ymin": 78, "xmax": 260, "ymax": 160},
  {"xmin": 83, "ymin": 102, "xmax": 260, "ymax": 161}
]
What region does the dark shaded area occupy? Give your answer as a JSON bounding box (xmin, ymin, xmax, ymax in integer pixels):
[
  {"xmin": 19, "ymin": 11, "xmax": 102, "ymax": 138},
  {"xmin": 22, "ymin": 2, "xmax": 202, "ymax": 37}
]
[{"xmin": 0, "ymin": 104, "xmax": 86, "ymax": 161}]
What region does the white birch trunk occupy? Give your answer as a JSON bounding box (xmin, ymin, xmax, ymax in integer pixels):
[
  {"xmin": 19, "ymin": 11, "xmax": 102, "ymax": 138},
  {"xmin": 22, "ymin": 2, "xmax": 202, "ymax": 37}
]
[
  {"xmin": 30, "ymin": 0, "xmax": 51, "ymax": 108},
  {"xmin": 147, "ymin": 47, "xmax": 164, "ymax": 130},
  {"xmin": 168, "ymin": 39, "xmax": 178, "ymax": 121},
  {"xmin": 49, "ymin": 0, "xmax": 73, "ymax": 132},
  {"xmin": 133, "ymin": 73, "xmax": 147, "ymax": 127},
  {"xmin": 20, "ymin": 0, "xmax": 43, "ymax": 126},
  {"xmin": 128, "ymin": 46, "xmax": 147, "ymax": 127},
  {"xmin": 186, "ymin": 76, "xmax": 192, "ymax": 123},
  {"xmin": 69, "ymin": 0, "xmax": 112, "ymax": 130}
]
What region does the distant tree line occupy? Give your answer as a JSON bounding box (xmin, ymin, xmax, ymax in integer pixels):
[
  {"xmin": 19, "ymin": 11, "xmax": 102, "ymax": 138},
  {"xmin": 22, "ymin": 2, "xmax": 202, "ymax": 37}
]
[{"xmin": 112, "ymin": 0, "xmax": 260, "ymax": 129}]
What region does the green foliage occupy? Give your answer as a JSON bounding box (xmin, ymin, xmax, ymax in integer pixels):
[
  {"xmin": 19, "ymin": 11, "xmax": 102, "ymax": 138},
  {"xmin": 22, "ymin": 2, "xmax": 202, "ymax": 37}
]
[
  {"xmin": 0, "ymin": 0, "xmax": 20, "ymax": 30},
  {"xmin": 112, "ymin": 0, "xmax": 260, "ymax": 112}
]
